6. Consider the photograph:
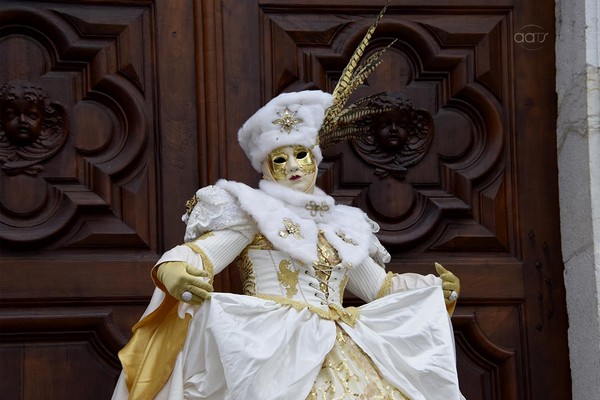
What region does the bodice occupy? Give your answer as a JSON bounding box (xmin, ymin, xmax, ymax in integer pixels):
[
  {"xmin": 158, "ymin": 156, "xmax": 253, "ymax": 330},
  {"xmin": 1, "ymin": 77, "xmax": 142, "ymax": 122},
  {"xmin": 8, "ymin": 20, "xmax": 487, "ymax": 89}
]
[{"xmin": 235, "ymin": 233, "xmax": 357, "ymax": 322}]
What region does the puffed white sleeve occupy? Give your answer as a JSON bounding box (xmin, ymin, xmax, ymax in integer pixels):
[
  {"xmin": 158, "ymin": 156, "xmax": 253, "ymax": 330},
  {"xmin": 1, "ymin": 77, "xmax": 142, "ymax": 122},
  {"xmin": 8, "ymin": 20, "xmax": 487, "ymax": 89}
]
[
  {"xmin": 153, "ymin": 185, "xmax": 257, "ymax": 285},
  {"xmin": 182, "ymin": 184, "xmax": 256, "ymax": 243}
]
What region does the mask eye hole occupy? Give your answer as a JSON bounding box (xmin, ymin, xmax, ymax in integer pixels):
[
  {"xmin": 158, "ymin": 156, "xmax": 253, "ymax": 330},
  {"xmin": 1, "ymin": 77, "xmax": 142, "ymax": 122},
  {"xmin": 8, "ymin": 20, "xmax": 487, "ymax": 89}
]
[
  {"xmin": 273, "ymin": 156, "xmax": 286, "ymax": 164},
  {"xmin": 296, "ymin": 151, "xmax": 307, "ymax": 159}
]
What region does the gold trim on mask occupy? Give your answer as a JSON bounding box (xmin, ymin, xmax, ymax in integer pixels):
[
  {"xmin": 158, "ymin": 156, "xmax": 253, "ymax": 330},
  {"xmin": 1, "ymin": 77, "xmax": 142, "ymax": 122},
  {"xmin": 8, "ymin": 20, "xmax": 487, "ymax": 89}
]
[{"xmin": 268, "ymin": 145, "xmax": 316, "ymax": 180}]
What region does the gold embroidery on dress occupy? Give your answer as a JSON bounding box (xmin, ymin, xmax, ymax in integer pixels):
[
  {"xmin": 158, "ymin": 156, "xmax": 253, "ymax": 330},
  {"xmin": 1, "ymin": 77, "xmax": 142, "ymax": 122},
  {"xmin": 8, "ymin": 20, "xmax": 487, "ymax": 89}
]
[
  {"xmin": 336, "ymin": 231, "xmax": 358, "ymax": 246},
  {"xmin": 239, "ymin": 233, "xmax": 358, "ymax": 323},
  {"xmin": 183, "ymin": 242, "xmax": 215, "ymax": 285},
  {"xmin": 308, "ymin": 326, "xmax": 409, "ymax": 400},
  {"xmin": 277, "ymin": 259, "xmax": 300, "ymax": 298},
  {"xmin": 235, "ymin": 250, "xmax": 257, "ymax": 296},
  {"xmin": 279, "ymin": 218, "xmax": 304, "ymax": 239},
  {"xmin": 256, "ymin": 294, "xmax": 359, "ymax": 326},
  {"xmin": 339, "ymin": 274, "xmax": 349, "ymax": 304},
  {"xmin": 376, "ymin": 271, "xmax": 395, "ymax": 300},
  {"xmin": 234, "ymin": 235, "xmax": 274, "ymax": 296},
  {"xmin": 314, "ymin": 232, "xmax": 342, "ymax": 299},
  {"xmin": 248, "ymin": 234, "xmax": 275, "ymax": 250},
  {"xmin": 185, "ymin": 195, "xmax": 198, "ymax": 216},
  {"xmin": 305, "ymin": 200, "xmax": 330, "ymax": 217}
]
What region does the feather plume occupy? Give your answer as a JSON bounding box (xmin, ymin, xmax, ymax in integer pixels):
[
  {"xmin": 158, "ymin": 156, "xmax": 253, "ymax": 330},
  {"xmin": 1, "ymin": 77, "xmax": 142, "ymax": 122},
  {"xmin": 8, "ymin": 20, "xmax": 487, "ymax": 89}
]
[
  {"xmin": 318, "ymin": 104, "xmax": 396, "ymax": 148},
  {"xmin": 318, "ymin": 1, "xmax": 396, "ymax": 148}
]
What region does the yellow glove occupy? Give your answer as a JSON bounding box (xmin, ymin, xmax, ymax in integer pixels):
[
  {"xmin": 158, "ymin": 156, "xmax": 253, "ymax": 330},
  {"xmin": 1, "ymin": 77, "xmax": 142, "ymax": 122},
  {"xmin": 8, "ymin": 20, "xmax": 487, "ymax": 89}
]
[
  {"xmin": 156, "ymin": 261, "xmax": 213, "ymax": 305},
  {"xmin": 435, "ymin": 262, "xmax": 460, "ymax": 314}
]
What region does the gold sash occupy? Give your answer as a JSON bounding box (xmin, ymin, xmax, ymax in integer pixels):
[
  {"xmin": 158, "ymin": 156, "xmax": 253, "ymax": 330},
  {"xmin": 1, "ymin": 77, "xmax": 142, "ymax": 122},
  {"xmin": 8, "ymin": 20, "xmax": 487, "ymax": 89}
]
[{"xmin": 118, "ymin": 295, "xmax": 190, "ymax": 400}]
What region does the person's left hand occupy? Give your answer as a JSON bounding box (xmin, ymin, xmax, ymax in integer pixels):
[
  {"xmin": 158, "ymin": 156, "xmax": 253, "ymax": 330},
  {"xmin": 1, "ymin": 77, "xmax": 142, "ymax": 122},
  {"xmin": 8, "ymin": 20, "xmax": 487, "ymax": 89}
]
[{"xmin": 435, "ymin": 262, "xmax": 460, "ymax": 305}]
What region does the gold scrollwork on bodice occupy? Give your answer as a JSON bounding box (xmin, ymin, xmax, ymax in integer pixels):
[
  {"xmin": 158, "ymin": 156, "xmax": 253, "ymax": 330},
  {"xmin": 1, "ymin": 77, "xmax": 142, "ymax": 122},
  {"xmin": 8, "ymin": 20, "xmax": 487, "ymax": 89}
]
[
  {"xmin": 236, "ymin": 232, "xmax": 348, "ymax": 302},
  {"xmin": 277, "ymin": 259, "xmax": 300, "ymax": 298},
  {"xmin": 313, "ymin": 231, "xmax": 341, "ymax": 299},
  {"xmin": 235, "ymin": 234, "xmax": 276, "ymax": 296}
]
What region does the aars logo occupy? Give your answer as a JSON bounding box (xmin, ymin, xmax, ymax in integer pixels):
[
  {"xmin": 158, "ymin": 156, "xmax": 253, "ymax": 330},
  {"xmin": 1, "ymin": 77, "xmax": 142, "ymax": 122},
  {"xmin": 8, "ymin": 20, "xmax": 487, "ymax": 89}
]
[{"xmin": 514, "ymin": 25, "xmax": 550, "ymax": 50}]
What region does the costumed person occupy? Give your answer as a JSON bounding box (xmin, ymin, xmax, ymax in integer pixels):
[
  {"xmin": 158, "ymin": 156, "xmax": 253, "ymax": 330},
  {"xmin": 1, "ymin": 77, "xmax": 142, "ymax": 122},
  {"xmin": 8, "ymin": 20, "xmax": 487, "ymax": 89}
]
[{"xmin": 112, "ymin": 4, "xmax": 464, "ymax": 400}]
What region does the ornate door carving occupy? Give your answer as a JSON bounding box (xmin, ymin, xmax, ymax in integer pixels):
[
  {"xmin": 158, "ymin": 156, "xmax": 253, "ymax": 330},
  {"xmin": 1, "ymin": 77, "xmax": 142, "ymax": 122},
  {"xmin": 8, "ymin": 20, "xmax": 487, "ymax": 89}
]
[
  {"xmin": 0, "ymin": 1, "xmax": 570, "ymax": 399},
  {"xmin": 218, "ymin": 1, "xmax": 570, "ymax": 399}
]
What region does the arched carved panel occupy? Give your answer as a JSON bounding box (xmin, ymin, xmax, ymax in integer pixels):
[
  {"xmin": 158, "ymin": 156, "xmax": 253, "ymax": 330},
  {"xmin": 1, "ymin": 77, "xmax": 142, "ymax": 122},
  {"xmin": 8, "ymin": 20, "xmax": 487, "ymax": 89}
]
[
  {"xmin": 0, "ymin": 4, "xmax": 157, "ymax": 250},
  {"xmin": 453, "ymin": 313, "xmax": 520, "ymax": 400},
  {"xmin": 0, "ymin": 309, "xmax": 124, "ymax": 399},
  {"xmin": 260, "ymin": 7, "xmax": 513, "ymax": 255}
]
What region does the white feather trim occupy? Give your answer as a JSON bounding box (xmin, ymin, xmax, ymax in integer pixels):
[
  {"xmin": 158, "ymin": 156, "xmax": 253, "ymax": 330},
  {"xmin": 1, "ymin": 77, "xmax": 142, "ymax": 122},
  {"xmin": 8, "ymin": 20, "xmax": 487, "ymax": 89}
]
[{"xmin": 216, "ymin": 179, "xmax": 376, "ymax": 267}]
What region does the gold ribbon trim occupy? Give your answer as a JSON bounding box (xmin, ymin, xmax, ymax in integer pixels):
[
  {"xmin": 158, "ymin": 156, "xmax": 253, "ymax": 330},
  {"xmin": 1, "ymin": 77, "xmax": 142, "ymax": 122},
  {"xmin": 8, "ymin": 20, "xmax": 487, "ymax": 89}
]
[
  {"xmin": 375, "ymin": 271, "xmax": 395, "ymax": 300},
  {"xmin": 256, "ymin": 294, "xmax": 359, "ymax": 326}
]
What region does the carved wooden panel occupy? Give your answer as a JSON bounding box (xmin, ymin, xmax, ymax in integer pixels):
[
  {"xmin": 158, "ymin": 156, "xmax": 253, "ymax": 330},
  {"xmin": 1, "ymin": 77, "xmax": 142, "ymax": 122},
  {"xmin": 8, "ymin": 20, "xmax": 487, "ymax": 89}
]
[
  {"xmin": 0, "ymin": 2, "xmax": 157, "ymax": 250},
  {"xmin": 0, "ymin": 2, "xmax": 178, "ymax": 399},
  {"xmin": 260, "ymin": 8, "xmax": 511, "ymax": 254},
  {"xmin": 0, "ymin": 310, "xmax": 123, "ymax": 399}
]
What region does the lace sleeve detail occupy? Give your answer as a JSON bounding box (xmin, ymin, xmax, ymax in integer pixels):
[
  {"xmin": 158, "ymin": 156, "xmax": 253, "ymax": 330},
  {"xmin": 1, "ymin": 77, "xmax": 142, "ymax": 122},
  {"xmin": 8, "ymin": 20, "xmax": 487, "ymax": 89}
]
[{"xmin": 181, "ymin": 185, "xmax": 254, "ymax": 242}]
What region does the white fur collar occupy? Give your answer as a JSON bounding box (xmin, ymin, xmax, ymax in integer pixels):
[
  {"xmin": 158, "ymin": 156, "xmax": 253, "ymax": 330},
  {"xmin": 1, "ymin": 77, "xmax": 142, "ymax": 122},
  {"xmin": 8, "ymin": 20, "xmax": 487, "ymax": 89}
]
[{"xmin": 216, "ymin": 179, "xmax": 373, "ymax": 266}]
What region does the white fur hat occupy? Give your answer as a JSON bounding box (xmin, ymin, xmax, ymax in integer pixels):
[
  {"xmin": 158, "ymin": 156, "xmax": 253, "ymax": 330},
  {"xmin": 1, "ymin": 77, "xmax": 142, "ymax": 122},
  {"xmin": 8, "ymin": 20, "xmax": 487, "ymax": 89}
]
[{"xmin": 238, "ymin": 90, "xmax": 333, "ymax": 171}]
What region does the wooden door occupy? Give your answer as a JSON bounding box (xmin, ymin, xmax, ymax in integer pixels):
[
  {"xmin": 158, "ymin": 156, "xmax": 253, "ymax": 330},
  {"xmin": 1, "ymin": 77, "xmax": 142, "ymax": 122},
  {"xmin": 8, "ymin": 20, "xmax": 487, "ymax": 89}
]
[
  {"xmin": 0, "ymin": 1, "xmax": 571, "ymax": 399},
  {"xmin": 219, "ymin": 2, "xmax": 571, "ymax": 397}
]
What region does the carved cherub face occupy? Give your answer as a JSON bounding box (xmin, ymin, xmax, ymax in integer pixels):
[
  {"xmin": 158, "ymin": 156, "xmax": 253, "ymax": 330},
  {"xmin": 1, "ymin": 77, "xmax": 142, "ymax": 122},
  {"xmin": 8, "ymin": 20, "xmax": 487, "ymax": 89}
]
[
  {"xmin": 0, "ymin": 83, "xmax": 53, "ymax": 148},
  {"xmin": 0, "ymin": 82, "xmax": 68, "ymax": 176},
  {"xmin": 1, "ymin": 94, "xmax": 44, "ymax": 146},
  {"xmin": 372, "ymin": 109, "xmax": 411, "ymax": 151},
  {"xmin": 349, "ymin": 92, "xmax": 433, "ymax": 179},
  {"xmin": 263, "ymin": 145, "xmax": 317, "ymax": 192}
]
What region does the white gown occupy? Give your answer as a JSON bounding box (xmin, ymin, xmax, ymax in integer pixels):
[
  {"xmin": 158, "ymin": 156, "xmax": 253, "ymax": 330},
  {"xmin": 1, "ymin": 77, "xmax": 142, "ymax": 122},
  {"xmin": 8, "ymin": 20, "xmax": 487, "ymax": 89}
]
[{"xmin": 112, "ymin": 179, "xmax": 464, "ymax": 400}]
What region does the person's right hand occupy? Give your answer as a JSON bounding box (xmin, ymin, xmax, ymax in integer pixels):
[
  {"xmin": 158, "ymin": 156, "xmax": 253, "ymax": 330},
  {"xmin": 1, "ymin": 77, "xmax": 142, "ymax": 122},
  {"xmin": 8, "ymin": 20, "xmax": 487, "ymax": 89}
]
[{"xmin": 156, "ymin": 261, "xmax": 213, "ymax": 305}]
